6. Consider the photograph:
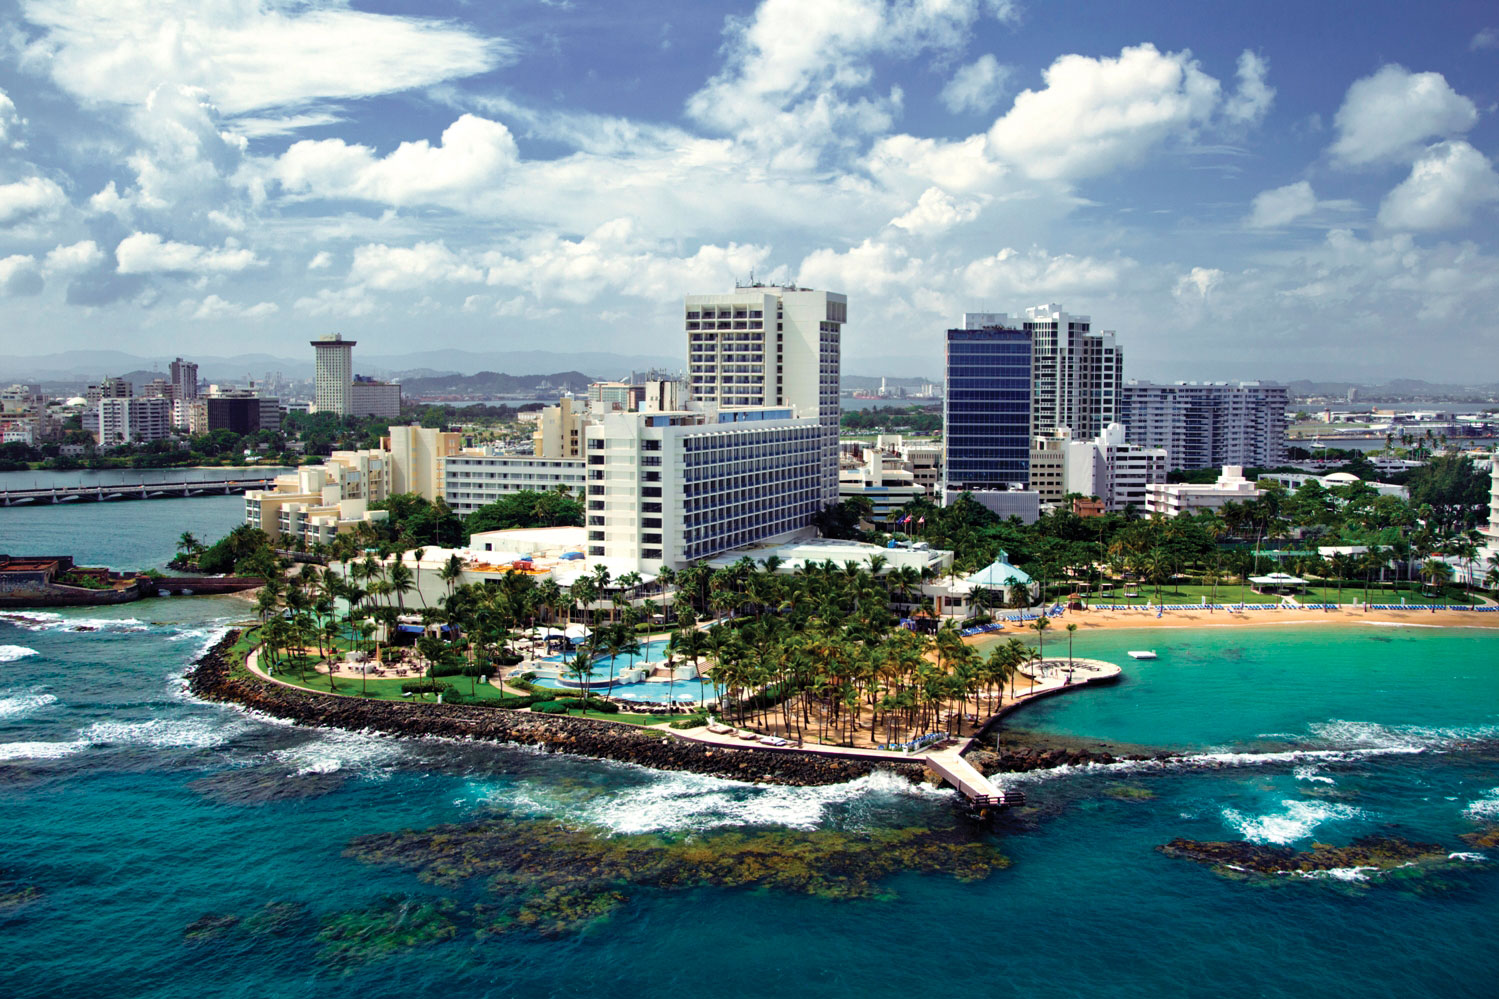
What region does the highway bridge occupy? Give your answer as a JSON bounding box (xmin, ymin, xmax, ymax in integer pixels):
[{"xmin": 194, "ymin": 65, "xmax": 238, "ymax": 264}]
[{"xmin": 0, "ymin": 475, "xmax": 277, "ymax": 505}]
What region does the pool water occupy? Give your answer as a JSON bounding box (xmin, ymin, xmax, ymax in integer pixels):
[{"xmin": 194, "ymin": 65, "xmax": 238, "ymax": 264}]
[{"xmin": 532, "ymin": 638, "xmax": 725, "ymax": 702}]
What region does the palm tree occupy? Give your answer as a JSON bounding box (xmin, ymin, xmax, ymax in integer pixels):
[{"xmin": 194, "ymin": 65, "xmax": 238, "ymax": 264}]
[
  {"xmin": 1028, "ymin": 616, "xmax": 1051, "ymax": 691},
  {"xmin": 1065, "ymin": 622, "xmax": 1078, "ymax": 672}
]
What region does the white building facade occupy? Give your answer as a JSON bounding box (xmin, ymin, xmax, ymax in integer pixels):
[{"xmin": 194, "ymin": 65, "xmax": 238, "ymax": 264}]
[
  {"xmin": 349, "ymin": 379, "xmax": 401, "ymax": 419},
  {"xmin": 1145, "ymin": 465, "xmax": 1263, "ymax": 517},
  {"xmin": 1063, "ymin": 423, "xmax": 1167, "ymax": 512},
  {"xmin": 443, "ymin": 454, "xmax": 588, "ymax": 515},
  {"xmin": 1121, "ymin": 381, "xmax": 1289, "ymax": 472},
  {"xmin": 311, "ymin": 334, "xmax": 355, "ymax": 416},
  {"xmin": 96, "ymin": 397, "xmax": 172, "ymax": 446},
  {"xmin": 686, "ymin": 285, "xmax": 843, "ymax": 507}
]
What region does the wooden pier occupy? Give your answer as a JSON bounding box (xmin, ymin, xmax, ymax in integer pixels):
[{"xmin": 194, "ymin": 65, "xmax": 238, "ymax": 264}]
[{"xmin": 926, "ymin": 743, "xmax": 1025, "ymax": 810}]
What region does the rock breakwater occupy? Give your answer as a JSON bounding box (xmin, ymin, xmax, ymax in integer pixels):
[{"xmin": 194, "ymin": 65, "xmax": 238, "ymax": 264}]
[{"xmin": 187, "ymin": 632, "xmax": 926, "ymax": 788}]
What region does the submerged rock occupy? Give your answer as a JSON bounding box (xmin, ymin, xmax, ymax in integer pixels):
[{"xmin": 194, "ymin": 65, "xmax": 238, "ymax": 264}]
[
  {"xmin": 0, "ymin": 882, "xmax": 41, "ymax": 914},
  {"xmin": 338, "ymin": 816, "xmax": 1007, "ymax": 938},
  {"xmin": 316, "ymin": 896, "xmax": 458, "ymax": 966},
  {"xmin": 183, "ymin": 913, "xmax": 241, "ymax": 943},
  {"xmin": 1460, "ymin": 827, "xmax": 1499, "ymax": 850},
  {"xmin": 1158, "ymin": 835, "xmax": 1455, "ymax": 879}
]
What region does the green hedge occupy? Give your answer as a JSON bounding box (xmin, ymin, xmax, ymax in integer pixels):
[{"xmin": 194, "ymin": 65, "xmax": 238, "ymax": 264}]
[
  {"xmin": 531, "ymin": 700, "xmax": 568, "ymax": 714},
  {"xmin": 401, "ymin": 680, "xmax": 454, "ymax": 696},
  {"xmin": 668, "ymin": 716, "xmax": 707, "ymax": 729}
]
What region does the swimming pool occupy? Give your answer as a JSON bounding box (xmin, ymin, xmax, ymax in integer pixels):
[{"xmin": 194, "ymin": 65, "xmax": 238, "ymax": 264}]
[{"xmin": 528, "ymin": 638, "xmax": 725, "ymax": 702}]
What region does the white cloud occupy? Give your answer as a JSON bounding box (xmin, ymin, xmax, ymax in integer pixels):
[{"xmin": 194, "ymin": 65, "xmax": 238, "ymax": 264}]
[
  {"xmin": 115, "ymin": 232, "xmax": 261, "ymax": 274},
  {"xmin": 987, "ymin": 44, "xmax": 1222, "ymax": 181},
  {"xmin": 20, "ymin": 0, "xmax": 508, "ymax": 116},
  {"xmin": 1174, "ymin": 266, "xmax": 1222, "ymax": 302},
  {"xmin": 184, "ymin": 294, "xmax": 278, "ymax": 320},
  {"xmin": 1223, "ymin": 50, "xmax": 1274, "ymax": 126},
  {"xmin": 348, "ymin": 241, "xmax": 484, "ymax": 291},
  {"xmin": 1470, "ymin": 28, "xmax": 1499, "ymax": 51},
  {"xmin": 798, "ymin": 236, "xmax": 924, "ymax": 295},
  {"xmin": 0, "ymin": 177, "xmax": 67, "ymax": 225},
  {"xmin": 961, "ymin": 245, "xmax": 1131, "ymax": 297},
  {"xmin": 0, "ymin": 89, "xmax": 23, "ymax": 147},
  {"xmin": 941, "ymin": 54, "xmax": 1011, "ymax": 114},
  {"xmin": 1246, "ymin": 180, "xmax": 1318, "ymax": 228},
  {"xmin": 308, "ymin": 251, "xmax": 333, "ymax": 270},
  {"xmin": 272, "ymin": 114, "xmax": 519, "ymax": 207},
  {"xmin": 1330, "ymin": 65, "xmax": 1477, "ymax": 166},
  {"xmin": 889, "ymin": 186, "xmax": 982, "ymax": 234},
  {"xmin": 483, "ymin": 219, "xmax": 774, "ymax": 304},
  {"xmin": 88, "ymin": 181, "xmax": 130, "ymax": 218},
  {"xmin": 42, "ymin": 240, "xmax": 103, "ymax": 275},
  {"xmin": 867, "ymin": 134, "xmax": 1007, "ymax": 195},
  {"xmin": 1378, "ymin": 141, "xmax": 1499, "ymax": 231},
  {"xmin": 0, "ymin": 254, "xmax": 43, "ymax": 296},
  {"xmin": 293, "ymin": 286, "xmax": 375, "ymax": 318}
]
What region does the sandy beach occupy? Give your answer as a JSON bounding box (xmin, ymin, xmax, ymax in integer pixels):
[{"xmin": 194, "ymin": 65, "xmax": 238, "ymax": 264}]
[{"xmin": 968, "ymin": 602, "xmax": 1499, "ymax": 635}]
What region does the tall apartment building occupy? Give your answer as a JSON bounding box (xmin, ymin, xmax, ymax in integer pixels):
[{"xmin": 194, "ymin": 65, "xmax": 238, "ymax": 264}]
[
  {"xmin": 349, "ymin": 377, "xmax": 402, "ymax": 419},
  {"xmin": 1018, "ymin": 304, "xmax": 1122, "ymax": 439},
  {"xmin": 85, "ymin": 376, "xmax": 133, "ymax": 408},
  {"xmin": 585, "ymin": 406, "xmax": 823, "ymax": 570},
  {"xmin": 96, "ymin": 397, "xmax": 171, "ymax": 446},
  {"xmin": 1120, "ymin": 381, "xmax": 1289, "ymax": 471},
  {"xmin": 1063, "ymin": 423, "xmax": 1167, "ymax": 512},
  {"xmin": 943, "ymin": 322, "xmax": 1033, "ymax": 492},
  {"xmin": 686, "ymin": 285, "xmax": 844, "ymax": 507},
  {"xmin": 1484, "ymin": 461, "xmax": 1499, "ymax": 545},
  {"xmin": 170, "ymin": 357, "xmax": 199, "ymax": 402},
  {"xmin": 312, "ymin": 334, "xmax": 355, "ymax": 416}
]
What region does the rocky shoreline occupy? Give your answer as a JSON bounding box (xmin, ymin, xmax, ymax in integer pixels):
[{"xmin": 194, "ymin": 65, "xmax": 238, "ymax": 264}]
[{"xmin": 187, "ymin": 631, "xmax": 928, "ymax": 788}]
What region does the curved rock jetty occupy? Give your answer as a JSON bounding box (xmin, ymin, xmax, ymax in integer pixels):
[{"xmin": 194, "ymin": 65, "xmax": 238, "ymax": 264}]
[{"xmin": 188, "ymin": 632, "xmax": 926, "ymax": 788}]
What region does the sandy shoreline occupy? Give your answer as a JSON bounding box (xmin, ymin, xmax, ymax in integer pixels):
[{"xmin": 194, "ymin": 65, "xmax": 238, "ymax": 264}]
[{"xmin": 967, "ymin": 603, "xmax": 1499, "ymax": 636}]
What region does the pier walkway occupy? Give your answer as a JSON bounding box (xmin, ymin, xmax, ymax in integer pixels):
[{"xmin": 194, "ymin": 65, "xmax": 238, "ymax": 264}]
[{"xmin": 0, "ymin": 475, "xmax": 275, "ymax": 505}]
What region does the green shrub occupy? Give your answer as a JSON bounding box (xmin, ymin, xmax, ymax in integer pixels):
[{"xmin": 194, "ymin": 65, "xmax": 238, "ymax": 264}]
[
  {"xmin": 668, "ymin": 716, "xmax": 707, "ymax": 730},
  {"xmin": 493, "ymin": 695, "xmax": 537, "ymax": 709},
  {"xmin": 401, "ymin": 680, "xmax": 454, "ymax": 696},
  {"xmin": 429, "ymin": 662, "xmax": 466, "ymax": 677},
  {"xmin": 494, "ymin": 653, "xmax": 523, "ymax": 667},
  {"xmin": 591, "ymin": 700, "xmax": 619, "ymax": 714},
  {"xmin": 531, "ymin": 701, "xmax": 568, "ymax": 714}
]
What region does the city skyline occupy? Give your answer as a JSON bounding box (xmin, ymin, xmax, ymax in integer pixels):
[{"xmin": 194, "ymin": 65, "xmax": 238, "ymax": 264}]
[{"xmin": 0, "ymin": 2, "xmax": 1496, "ymax": 381}]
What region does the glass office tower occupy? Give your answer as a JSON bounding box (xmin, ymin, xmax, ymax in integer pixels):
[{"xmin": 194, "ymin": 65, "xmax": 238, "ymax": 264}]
[{"xmin": 943, "ymin": 324, "xmax": 1033, "ymax": 493}]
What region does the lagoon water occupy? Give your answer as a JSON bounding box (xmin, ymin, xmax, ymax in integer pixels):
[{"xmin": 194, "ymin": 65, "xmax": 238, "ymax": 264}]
[{"xmin": 2, "ymin": 504, "xmax": 1498, "ymax": 997}]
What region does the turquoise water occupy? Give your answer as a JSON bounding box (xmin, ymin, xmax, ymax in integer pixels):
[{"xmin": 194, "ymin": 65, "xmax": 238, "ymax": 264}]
[
  {"xmin": 534, "ymin": 639, "xmax": 726, "ymax": 703},
  {"xmin": 2, "ymin": 504, "xmax": 1498, "ymax": 997}
]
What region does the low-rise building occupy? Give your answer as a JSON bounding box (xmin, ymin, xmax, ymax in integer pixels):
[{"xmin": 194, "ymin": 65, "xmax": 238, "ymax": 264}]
[
  {"xmin": 244, "ymin": 449, "xmax": 391, "ymax": 543},
  {"xmin": 443, "ymin": 453, "xmax": 587, "ymax": 515},
  {"xmin": 383, "ymin": 425, "xmax": 461, "ymax": 501},
  {"xmin": 1145, "ymin": 465, "xmax": 1262, "ymax": 517},
  {"xmin": 1063, "ymin": 423, "xmax": 1167, "ymax": 512},
  {"xmin": 838, "ymin": 446, "xmax": 925, "ymax": 523}
]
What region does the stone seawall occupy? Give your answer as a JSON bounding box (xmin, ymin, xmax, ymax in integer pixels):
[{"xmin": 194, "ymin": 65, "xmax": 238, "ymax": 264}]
[{"xmin": 187, "ymin": 632, "xmax": 928, "ymax": 788}]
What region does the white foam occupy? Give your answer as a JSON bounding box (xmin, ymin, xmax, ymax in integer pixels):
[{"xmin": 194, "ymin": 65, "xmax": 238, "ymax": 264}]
[
  {"xmin": 80, "ymin": 716, "xmax": 250, "ymax": 751},
  {"xmin": 1463, "ymin": 788, "xmax": 1499, "ymax": 821},
  {"xmin": 0, "ymin": 739, "xmax": 86, "ymax": 762},
  {"xmin": 1308, "ymin": 719, "xmax": 1499, "ymax": 752},
  {"xmin": 475, "ymin": 767, "xmax": 951, "ymax": 835},
  {"xmin": 1448, "ymin": 852, "xmax": 1487, "ymax": 862},
  {"xmin": 268, "ymin": 729, "xmax": 403, "ymax": 777},
  {"xmin": 0, "ymin": 690, "xmax": 58, "ymax": 720},
  {"xmin": 1294, "ymin": 866, "xmax": 1377, "ymax": 882},
  {"xmin": 0, "ymin": 645, "xmax": 39, "ymax": 663},
  {"xmin": 1221, "ymin": 799, "xmax": 1365, "ymax": 845},
  {"xmin": 0, "ymin": 612, "xmax": 150, "ymax": 633},
  {"xmin": 1294, "ymin": 764, "xmax": 1335, "ymax": 785}
]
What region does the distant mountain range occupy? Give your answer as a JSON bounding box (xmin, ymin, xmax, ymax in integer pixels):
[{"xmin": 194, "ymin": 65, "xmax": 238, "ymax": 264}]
[
  {"xmin": 1286, "ymin": 378, "xmax": 1499, "ymax": 401},
  {"xmin": 1, "ymin": 348, "xmax": 684, "ymax": 386},
  {"xmin": 399, "ymin": 370, "xmax": 595, "ymax": 398}
]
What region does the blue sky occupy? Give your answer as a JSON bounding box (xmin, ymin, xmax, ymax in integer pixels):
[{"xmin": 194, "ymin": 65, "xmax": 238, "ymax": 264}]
[{"xmin": 0, "ymin": 0, "xmax": 1496, "ymax": 381}]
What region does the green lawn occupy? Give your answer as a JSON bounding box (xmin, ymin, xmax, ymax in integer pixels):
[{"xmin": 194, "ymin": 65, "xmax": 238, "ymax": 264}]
[{"xmin": 1072, "ymin": 581, "xmax": 1480, "ymax": 607}]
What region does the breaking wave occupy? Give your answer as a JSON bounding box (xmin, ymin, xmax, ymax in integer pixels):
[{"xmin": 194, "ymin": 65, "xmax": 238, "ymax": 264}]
[
  {"xmin": 0, "ymin": 612, "xmax": 151, "ymax": 633},
  {"xmin": 471, "ymin": 767, "xmax": 952, "ymax": 835},
  {"xmin": 1221, "ymin": 799, "xmax": 1366, "ymax": 845},
  {"xmin": 0, "ymin": 645, "xmax": 39, "ymax": 663},
  {"xmin": 0, "ymin": 689, "xmax": 58, "ymax": 720}
]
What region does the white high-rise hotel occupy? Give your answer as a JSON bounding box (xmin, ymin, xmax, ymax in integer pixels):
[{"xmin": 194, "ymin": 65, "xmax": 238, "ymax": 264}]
[
  {"xmin": 312, "ymin": 334, "xmax": 355, "ymax": 416},
  {"xmin": 585, "ymin": 285, "xmax": 844, "ymax": 572}
]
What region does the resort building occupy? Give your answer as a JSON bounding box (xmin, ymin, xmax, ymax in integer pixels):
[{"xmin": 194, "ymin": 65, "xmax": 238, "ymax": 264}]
[
  {"xmin": 442, "ymin": 453, "xmax": 587, "ymax": 515},
  {"xmin": 838, "ymin": 445, "xmax": 925, "ymax": 524},
  {"xmin": 1120, "ymin": 381, "xmax": 1289, "ymax": 472},
  {"xmin": 937, "ymin": 551, "xmax": 1038, "ymax": 617},
  {"xmin": 533, "ymin": 397, "xmax": 590, "ymax": 458},
  {"xmin": 383, "ymin": 425, "xmax": 461, "ymax": 502},
  {"xmin": 585, "ymin": 405, "xmax": 824, "ymax": 572},
  {"xmin": 1484, "ymin": 460, "xmax": 1499, "ymax": 544},
  {"xmin": 944, "ymin": 321, "xmax": 1033, "ymax": 492},
  {"xmin": 1062, "ymin": 423, "xmax": 1167, "ymax": 513},
  {"xmin": 1260, "ymin": 470, "xmax": 1408, "ymax": 500},
  {"xmin": 686, "ymin": 285, "xmax": 844, "ymax": 507},
  {"xmin": 1144, "ymin": 465, "xmax": 1263, "ymax": 517},
  {"xmin": 311, "ymin": 334, "xmax": 355, "ymax": 416},
  {"xmin": 244, "ymin": 450, "xmax": 391, "ymax": 544}
]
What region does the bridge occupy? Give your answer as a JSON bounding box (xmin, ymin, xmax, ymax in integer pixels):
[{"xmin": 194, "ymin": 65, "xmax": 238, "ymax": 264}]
[{"xmin": 0, "ymin": 475, "xmax": 277, "ymax": 505}]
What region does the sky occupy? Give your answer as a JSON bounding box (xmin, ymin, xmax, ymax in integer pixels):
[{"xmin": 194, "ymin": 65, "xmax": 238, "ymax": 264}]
[{"xmin": 0, "ymin": 0, "xmax": 1496, "ymax": 381}]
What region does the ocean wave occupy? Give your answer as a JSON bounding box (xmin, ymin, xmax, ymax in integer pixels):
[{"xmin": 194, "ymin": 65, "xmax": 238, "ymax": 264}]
[
  {"xmin": 1463, "ymin": 788, "xmax": 1499, "ymax": 821},
  {"xmin": 1221, "ymin": 799, "xmax": 1365, "ymax": 845},
  {"xmin": 0, "ymin": 690, "xmax": 58, "ymax": 720},
  {"xmin": 79, "ymin": 716, "xmax": 251, "ymax": 751},
  {"xmin": 1293, "ymin": 764, "xmax": 1335, "ymax": 785},
  {"xmin": 1307, "ymin": 719, "xmax": 1499, "ymax": 752},
  {"xmin": 0, "ymin": 739, "xmax": 87, "ymax": 762},
  {"xmin": 1292, "ymin": 866, "xmax": 1378, "ymax": 882},
  {"xmin": 266, "ymin": 729, "xmax": 404, "ymax": 777},
  {"xmin": 473, "ymin": 767, "xmax": 952, "ymax": 835},
  {"xmin": 0, "ymin": 645, "xmax": 39, "ymax": 663},
  {"xmin": 0, "ymin": 612, "xmax": 151, "ymax": 634},
  {"xmin": 1448, "ymin": 852, "xmax": 1487, "ymax": 862}
]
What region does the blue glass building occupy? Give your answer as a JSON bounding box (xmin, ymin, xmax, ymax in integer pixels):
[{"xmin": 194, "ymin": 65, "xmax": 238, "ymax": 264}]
[{"xmin": 943, "ymin": 325, "xmax": 1033, "ymax": 492}]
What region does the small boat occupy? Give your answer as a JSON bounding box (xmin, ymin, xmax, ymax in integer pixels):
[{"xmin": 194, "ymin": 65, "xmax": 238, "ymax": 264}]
[{"xmin": 1126, "ymin": 650, "xmax": 1157, "ymax": 660}]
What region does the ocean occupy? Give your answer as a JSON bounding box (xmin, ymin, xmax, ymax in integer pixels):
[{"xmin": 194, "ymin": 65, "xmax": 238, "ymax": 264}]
[{"xmin": 1, "ymin": 502, "xmax": 1497, "ymax": 998}]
